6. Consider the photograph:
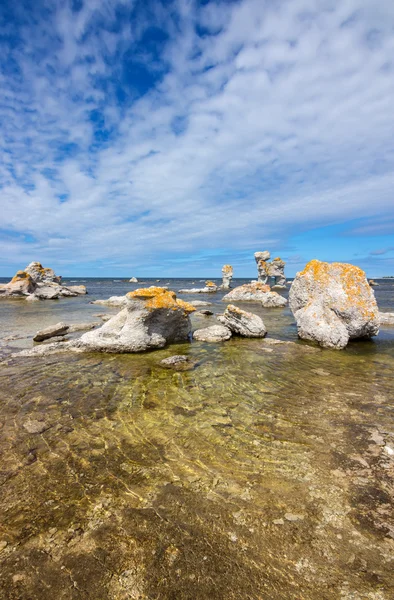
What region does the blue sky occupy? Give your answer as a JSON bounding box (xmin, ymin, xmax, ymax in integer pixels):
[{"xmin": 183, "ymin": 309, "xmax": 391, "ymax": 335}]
[{"xmin": 1, "ymin": 0, "xmax": 394, "ymax": 278}]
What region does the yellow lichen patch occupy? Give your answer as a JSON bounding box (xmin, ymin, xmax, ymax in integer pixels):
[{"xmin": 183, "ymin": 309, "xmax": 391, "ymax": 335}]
[
  {"xmin": 222, "ymin": 265, "xmax": 233, "ymax": 274},
  {"xmin": 127, "ymin": 287, "xmax": 195, "ymax": 313},
  {"xmin": 127, "ymin": 287, "xmax": 175, "ymax": 300},
  {"xmin": 10, "ymin": 270, "xmax": 31, "ymax": 282},
  {"xmin": 226, "ymin": 304, "xmax": 245, "ymax": 315},
  {"xmin": 205, "ymin": 281, "xmax": 217, "ymax": 288}
]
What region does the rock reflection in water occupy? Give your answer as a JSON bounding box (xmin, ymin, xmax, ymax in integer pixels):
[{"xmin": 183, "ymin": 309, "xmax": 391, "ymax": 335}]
[{"xmin": 0, "ymin": 337, "xmax": 393, "ymax": 599}]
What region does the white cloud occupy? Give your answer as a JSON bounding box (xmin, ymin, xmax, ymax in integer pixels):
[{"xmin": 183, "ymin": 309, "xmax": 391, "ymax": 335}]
[{"xmin": 1, "ymin": 0, "xmax": 394, "ymax": 274}]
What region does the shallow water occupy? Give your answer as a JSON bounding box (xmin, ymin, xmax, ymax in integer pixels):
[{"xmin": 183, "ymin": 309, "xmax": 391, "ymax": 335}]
[{"xmin": 0, "ymin": 278, "xmax": 393, "ymax": 599}]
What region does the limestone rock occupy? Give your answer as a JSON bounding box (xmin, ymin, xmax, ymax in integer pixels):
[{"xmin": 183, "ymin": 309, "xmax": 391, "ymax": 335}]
[
  {"xmin": 25, "ymin": 261, "xmax": 62, "ymax": 284},
  {"xmin": 67, "ymin": 322, "xmax": 101, "ymax": 333},
  {"xmin": 369, "ymin": 279, "xmax": 379, "ymax": 286},
  {"xmin": 179, "ymin": 281, "xmax": 218, "ymax": 294},
  {"xmin": 160, "ymin": 355, "xmax": 196, "ymax": 370},
  {"xmin": 379, "ymin": 312, "xmax": 394, "ymax": 325},
  {"xmin": 33, "ymin": 322, "xmax": 69, "ymax": 342},
  {"xmin": 220, "ymin": 265, "xmax": 233, "ymax": 290},
  {"xmin": 91, "ymin": 296, "xmax": 128, "ymax": 307},
  {"xmin": 189, "ymin": 300, "xmax": 213, "ymax": 307},
  {"xmin": 65, "ymin": 285, "xmax": 87, "ymax": 295},
  {"xmin": 80, "ymin": 287, "xmax": 195, "ymax": 353},
  {"xmin": 289, "ymin": 260, "xmax": 379, "ymax": 349},
  {"xmin": 260, "ymin": 291, "xmax": 287, "ymax": 307},
  {"xmin": 197, "ymin": 309, "xmax": 214, "ymax": 316},
  {"xmin": 254, "ymin": 252, "xmax": 271, "ymax": 284},
  {"xmin": 268, "ymin": 257, "xmax": 286, "ymax": 286},
  {"xmin": 129, "ymin": 277, "xmax": 138, "ymax": 283},
  {"xmin": 219, "ymin": 305, "xmax": 267, "ymax": 337},
  {"xmin": 193, "ymin": 325, "xmax": 232, "ymax": 342},
  {"xmin": 3, "ymin": 271, "xmax": 36, "ymax": 296},
  {"xmin": 222, "ymin": 282, "xmax": 271, "ymax": 301}
]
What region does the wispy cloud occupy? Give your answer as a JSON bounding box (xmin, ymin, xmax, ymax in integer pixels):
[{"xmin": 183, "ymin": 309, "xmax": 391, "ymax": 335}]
[{"xmin": 1, "ymin": 0, "xmax": 394, "ymax": 275}]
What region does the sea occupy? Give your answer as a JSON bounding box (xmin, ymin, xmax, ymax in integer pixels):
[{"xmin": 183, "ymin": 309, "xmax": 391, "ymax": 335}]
[{"xmin": 0, "ymin": 277, "xmax": 393, "ymax": 599}]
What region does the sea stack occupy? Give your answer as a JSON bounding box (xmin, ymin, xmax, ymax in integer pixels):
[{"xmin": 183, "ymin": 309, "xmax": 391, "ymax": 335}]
[
  {"xmin": 220, "ymin": 265, "xmax": 233, "ymax": 290},
  {"xmin": 0, "ymin": 262, "xmax": 87, "ymax": 300},
  {"xmin": 289, "ymin": 260, "xmax": 379, "ymax": 349},
  {"xmin": 254, "ymin": 252, "xmax": 286, "ymax": 287}
]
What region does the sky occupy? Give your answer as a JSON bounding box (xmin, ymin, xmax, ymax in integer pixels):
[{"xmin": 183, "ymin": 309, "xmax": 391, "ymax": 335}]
[{"xmin": 1, "ymin": 0, "xmax": 394, "ymax": 278}]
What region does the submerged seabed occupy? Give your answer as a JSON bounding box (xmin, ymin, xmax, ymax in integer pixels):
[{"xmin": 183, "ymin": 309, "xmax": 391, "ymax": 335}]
[{"xmin": 0, "ymin": 279, "xmax": 393, "ymax": 599}]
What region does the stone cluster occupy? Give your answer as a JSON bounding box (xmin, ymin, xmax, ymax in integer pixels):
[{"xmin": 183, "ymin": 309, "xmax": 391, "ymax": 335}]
[
  {"xmin": 0, "ymin": 262, "xmax": 87, "ymax": 300},
  {"xmin": 254, "ymin": 252, "xmax": 286, "ymax": 288}
]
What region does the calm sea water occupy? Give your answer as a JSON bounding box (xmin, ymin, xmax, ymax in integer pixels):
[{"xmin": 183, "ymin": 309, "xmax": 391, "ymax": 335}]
[{"xmin": 0, "ymin": 278, "xmax": 393, "ymax": 599}]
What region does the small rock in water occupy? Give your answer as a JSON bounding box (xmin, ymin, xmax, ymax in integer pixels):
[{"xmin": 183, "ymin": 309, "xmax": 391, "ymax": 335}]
[
  {"xmin": 42, "ymin": 336, "xmax": 69, "ymax": 344},
  {"xmin": 273, "ymin": 519, "xmax": 284, "ymax": 525},
  {"xmin": 197, "ymin": 309, "xmax": 214, "ymax": 316},
  {"xmin": 33, "ymin": 322, "xmax": 69, "ymax": 342},
  {"xmin": 284, "ymin": 513, "xmax": 304, "ymax": 522},
  {"xmin": 0, "ymin": 541, "xmax": 8, "ymax": 552},
  {"xmin": 193, "ymin": 325, "xmax": 232, "ymax": 342},
  {"xmin": 311, "ymin": 368, "xmax": 331, "ymax": 377},
  {"xmin": 160, "ymin": 355, "xmax": 196, "ymax": 371},
  {"xmin": 23, "ymin": 419, "xmax": 50, "ymax": 434}
]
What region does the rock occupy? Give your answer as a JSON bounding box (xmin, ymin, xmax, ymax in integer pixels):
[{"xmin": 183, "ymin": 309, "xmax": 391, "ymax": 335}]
[
  {"xmin": 220, "ymin": 265, "xmax": 233, "ymax": 290},
  {"xmin": 193, "ymin": 325, "xmax": 232, "ymax": 342},
  {"xmin": 179, "ymin": 281, "xmax": 218, "ymax": 294},
  {"xmin": 254, "ymin": 252, "xmax": 271, "ymax": 284},
  {"xmin": 271, "ymin": 284, "xmax": 287, "ymax": 291},
  {"xmin": 65, "ymin": 285, "xmax": 87, "ymax": 295},
  {"xmin": 268, "ymin": 257, "xmax": 286, "ymax": 287},
  {"xmin": 0, "ymin": 263, "xmax": 88, "ymax": 300},
  {"xmin": 218, "ymin": 305, "xmax": 267, "ymax": 337},
  {"xmin": 67, "ymin": 322, "xmax": 100, "ymax": 333},
  {"xmin": 197, "ymin": 309, "xmax": 214, "ymax": 316},
  {"xmin": 222, "ymin": 282, "xmax": 286, "ymax": 308},
  {"xmin": 25, "ymin": 261, "xmax": 62, "ymax": 284},
  {"xmin": 289, "ymin": 260, "xmax": 379, "ymax": 349},
  {"xmin": 23, "ymin": 419, "xmax": 50, "ymax": 434},
  {"xmin": 91, "ymin": 296, "xmax": 128, "ymax": 307},
  {"xmin": 80, "ymin": 287, "xmax": 195, "ymax": 353},
  {"xmin": 189, "ymin": 300, "xmax": 213, "ymax": 307},
  {"xmin": 369, "ymin": 279, "xmax": 379, "ymax": 286},
  {"xmin": 41, "ymin": 335, "xmax": 69, "ymax": 344},
  {"xmin": 33, "ymin": 322, "xmax": 69, "ymax": 342},
  {"xmin": 3, "ymin": 271, "xmax": 36, "ymax": 296},
  {"xmin": 284, "ymin": 513, "xmax": 304, "ymax": 522},
  {"xmin": 129, "ymin": 277, "xmax": 138, "ymax": 283},
  {"xmin": 260, "ymin": 291, "xmax": 287, "ymax": 307},
  {"xmin": 379, "ymin": 312, "xmax": 394, "ymax": 325},
  {"xmin": 160, "ymin": 355, "xmax": 196, "ymax": 371}
]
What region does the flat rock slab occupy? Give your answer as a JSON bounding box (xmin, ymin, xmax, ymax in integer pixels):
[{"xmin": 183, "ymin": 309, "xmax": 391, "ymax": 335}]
[
  {"xmin": 160, "ymin": 355, "xmax": 197, "ymax": 371},
  {"xmin": 33, "ymin": 322, "xmax": 69, "ymax": 342},
  {"xmin": 68, "ymin": 322, "xmax": 100, "ymax": 333},
  {"xmin": 193, "ymin": 325, "xmax": 232, "ymax": 342}
]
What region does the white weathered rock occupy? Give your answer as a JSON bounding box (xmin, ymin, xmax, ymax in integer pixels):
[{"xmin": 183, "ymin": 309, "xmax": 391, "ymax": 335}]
[
  {"xmin": 222, "ymin": 282, "xmax": 286, "ymax": 307},
  {"xmin": 80, "ymin": 287, "xmax": 195, "ymax": 353},
  {"xmin": 65, "ymin": 285, "xmax": 87, "ymax": 295},
  {"xmin": 379, "ymin": 312, "xmax": 394, "ymax": 325},
  {"xmin": 260, "ymin": 291, "xmax": 287, "ymax": 307},
  {"xmin": 189, "ymin": 300, "xmax": 213, "ymax": 307},
  {"xmin": 0, "ymin": 263, "xmax": 87, "ymax": 300},
  {"xmin": 220, "ymin": 265, "xmax": 233, "ymax": 290},
  {"xmin": 254, "ymin": 252, "xmax": 271, "ymax": 284},
  {"xmin": 91, "ymin": 296, "xmax": 128, "ymax": 307},
  {"xmin": 2, "ymin": 271, "xmax": 36, "ymax": 296},
  {"xmin": 268, "ymin": 257, "xmax": 286, "ymax": 286},
  {"xmin": 289, "ymin": 260, "xmax": 379, "ymax": 349},
  {"xmin": 219, "ymin": 305, "xmax": 267, "ymax": 337},
  {"xmin": 179, "ymin": 281, "xmax": 218, "ymax": 294},
  {"xmin": 24, "ymin": 262, "xmax": 62, "ymax": 284},
  {"xmin": 67, "ymin": 322, "xmax": 100, "ymax": 333},
  {"xmin": 33, "ymin": 322, "xmax": 69, "ymax": 342},
  {"xmin": 193, "ymin": 325, "xmax": 232, "ymax": 342},
  {"xmin": 129, "ymin": 277, "xmax": 138, "ymax": 283}
]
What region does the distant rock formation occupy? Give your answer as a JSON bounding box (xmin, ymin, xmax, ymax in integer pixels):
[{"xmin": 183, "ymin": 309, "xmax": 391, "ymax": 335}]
[
  {"xmin": 254, "ymin": 252, "xmax": 286, "ymax": 287},
  {"xmin": 0, "ymin": 262, "xmax": 87, "ymax": 300},
  {"xmin": 179, "ymin": 281, "xmax": 218, "ymax": 294},
  {"xmin": 220, "ymin": 265, "xmax": 233, "ymax": 290},
  {"xmin": 379, "ymin": 312, "xmax": 394, "ymax": 325},
  {"xmin": 80, "ymin": 287, "xmax": 195, "ymax": 352},
  {"xmin": 289, "ymin": 260, "xmax": 379, "ymax": 349},
  {"xmin": 129, "ymin": 277, "xmax": 138, "ymax": 283}
]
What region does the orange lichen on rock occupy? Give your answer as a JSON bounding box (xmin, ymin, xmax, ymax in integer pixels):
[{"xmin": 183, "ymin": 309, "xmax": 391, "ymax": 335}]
[
  {"xmin": 222, "ymin": 265, "xmax": 233, "ymax": 274},
  {"xmin": 127, "ymin": 287, "xmax": 196, "ymax": 313},
  {"xmin": 10, "ymin": 270, "xmax": 31, "ymax": 282},
  {"xmin": 205, "ymin": 281, "xmax": 217, "ymax": 288}
]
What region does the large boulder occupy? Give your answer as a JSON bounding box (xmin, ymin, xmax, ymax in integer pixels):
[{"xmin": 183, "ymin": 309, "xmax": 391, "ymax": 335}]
[
  {"xmin": 218, "ymin": 305, "xmax": 267, "ymax": 337},
  {"xmin": 222, "ymin": 282, "xmax": 286, "ymax": 307},
  {"xmin": 289, "ymin": 260, "xmax": 379, "ymax": 349},
  {"xmin": 80, "ymin": 287, "xmax": 195, "ymax": 353},
  {"xmin": 25, "ymin": 262, "xmax": 62, "ymax": 284},
  {"xmin": 3, "ymin": 271, "xmax": 36, "ymax": 296}
]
